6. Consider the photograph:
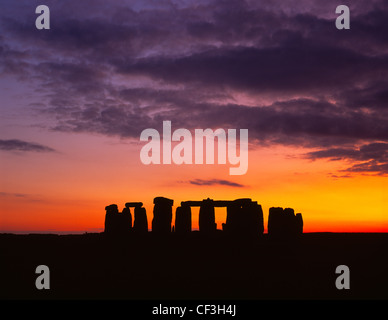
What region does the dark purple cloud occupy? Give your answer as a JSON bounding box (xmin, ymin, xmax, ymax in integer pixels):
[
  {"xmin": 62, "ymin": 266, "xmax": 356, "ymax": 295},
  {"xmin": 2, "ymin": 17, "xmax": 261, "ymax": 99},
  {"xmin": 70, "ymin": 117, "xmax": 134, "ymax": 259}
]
[
  {"xmin": 0, "ymin": 139, "xmax": 56, "ymax": 153},
  {"xmin": 114, "ymin": 43, "xmax": 387, "ymax": 94},
  {"xmin": 189, "ymin": 179, "xmax": 245, "ymax": 188},
  {"xmin": 0, "ymin": 192, "xmax": 28, "ymax": 198},
  {"xmin": 305, "ymin": 142, "xmax": 388, "ymax": 175},
  {"xmin": 1, "ymin": 0, "xmax": 388, "ymax": 175}
]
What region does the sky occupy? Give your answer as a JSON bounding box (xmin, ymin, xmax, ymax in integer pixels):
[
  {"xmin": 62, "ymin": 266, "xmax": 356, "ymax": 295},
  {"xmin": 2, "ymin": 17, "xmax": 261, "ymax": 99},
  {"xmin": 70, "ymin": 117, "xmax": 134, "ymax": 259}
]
[{"xmin": 0, "ymin": 0, "xmax": 387, "ymax": 233}]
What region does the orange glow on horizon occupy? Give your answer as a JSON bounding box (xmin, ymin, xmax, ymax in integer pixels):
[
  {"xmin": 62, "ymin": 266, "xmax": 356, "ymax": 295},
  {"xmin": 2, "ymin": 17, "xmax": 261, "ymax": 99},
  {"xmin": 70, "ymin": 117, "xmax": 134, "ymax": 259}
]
[{"xmin": 1, "ymin": 135, "xmax": 387, "ymax": 234}]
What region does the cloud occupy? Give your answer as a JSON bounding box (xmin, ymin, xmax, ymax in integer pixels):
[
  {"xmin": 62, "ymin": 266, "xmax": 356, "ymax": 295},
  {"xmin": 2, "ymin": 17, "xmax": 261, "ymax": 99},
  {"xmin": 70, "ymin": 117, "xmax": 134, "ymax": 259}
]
[
  {"xmin": 188, "ymin": 179, "xmax": 245, "ymax": 187},
  {"xmin": 115, "ymin": 43, "xmax": 385, "ymax": 94},
  {"xmin": 33, "ymin": 95, "xmax": 388, "ymax": 151},
  {"xmin": 1, "ymin": 0, "xmax": 388, "ymax": 177},
  {"xmin": 0, "ymin": 192, "xmax": 28, "ymax": 198},
  {"xmin": 0, "ymin": 139, "xmax": 56, "ymax": 153},
  {"xmin": 0, "ymin": 191, "xmax": 48, "ymax": 203},
  {"xmin": 304, "ymin": 142, "xmax": 388, "ymax": 175}
]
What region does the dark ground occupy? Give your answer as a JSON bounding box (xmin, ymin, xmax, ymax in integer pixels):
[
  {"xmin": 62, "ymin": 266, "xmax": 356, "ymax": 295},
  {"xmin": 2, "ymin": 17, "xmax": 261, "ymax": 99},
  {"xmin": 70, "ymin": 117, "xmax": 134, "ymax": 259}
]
[{"xmin": 1, "ymin": 232, "xmax": 387, "ymax": 300}]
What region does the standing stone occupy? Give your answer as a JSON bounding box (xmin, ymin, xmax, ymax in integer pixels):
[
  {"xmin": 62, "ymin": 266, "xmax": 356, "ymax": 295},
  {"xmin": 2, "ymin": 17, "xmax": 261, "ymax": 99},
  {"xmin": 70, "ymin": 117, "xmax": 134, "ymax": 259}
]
[
  {"xmin": 283, "ymin": 207, "xmax": 295, "ymax": 237},
  {"xmin": 199, "ymin": 199, "xmax": 216, "ymax": 234},
  {"xmin": 268, "ymin": 207, "xmax": 303, "ymax": 239},
  {"xmin": 104, "ymin": 204, "xmax": 119, "ymax": 234},
  {"xmin": 225, "ymin": 202, "xmax": 239, "ymax": 234},
  {"xmin": 104, "ymin": 204, "xmax": 133, "ymax": 235},
  {"xmin": 246, "ymin": 202, "xmax": 264, "ymax": 237},
  {"xmin": 152, "ymin": 197, "xmax": 173, "ymax": 234},
  {"xmin": 268, "ymin": 207, "xmax": 284, "ymax": 238},
  {"xmin": 175, "ymin": 206, "xmax": 192, "ymax": 234},
  {"xmin": 121, "ymin": 207, "xmax": 132, "ymax": 232},
  {"xmin": 224, "ymin": 200, "xmax": 264, "ymax": 238},
  {"xmin": 133, "ymin": 206, "xmax": 148, "ymax": 233},
  {"xmin": 295, "ymin": 213, "xmax": 303, "ymax": 235}
]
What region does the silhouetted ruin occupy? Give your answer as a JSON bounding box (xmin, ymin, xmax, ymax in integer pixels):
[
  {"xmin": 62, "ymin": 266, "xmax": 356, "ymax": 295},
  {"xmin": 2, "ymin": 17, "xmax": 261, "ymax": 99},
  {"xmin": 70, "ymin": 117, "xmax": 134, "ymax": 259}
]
[
  {"xmin": 268, "ymin": 207, "xmax": 303, "ymax": 239},
  {"xmin": 152, "ymin": 197, "xmax": 173, "ymax": 234},
  {"xmin": 223, "ymin": 198, "xmax": 264, "ymax": 238},
  {"xmin": 181, "ymin": 198, "xmax": 217, "ymax": 234},
  {"xmin": 104, "ymin": 204, "xmax": 132, "ymax": 235},
  {"xmin": 104, "ymin": 197, "xmax": 303, "ymax": 239},
  {"xmin": 295, "ymin": 213, "xmax": 303, "ymax": 234},
  {"xmin": 175, "ymin": 205, "xmax": 192, "ymax": 234},
  {"xmin": 180, "ymin": 198, "xmax": 264, "ymax": 237},
  {"xmin": 128, "ymin": 202, "xmax": 148, "ymax": 234}
]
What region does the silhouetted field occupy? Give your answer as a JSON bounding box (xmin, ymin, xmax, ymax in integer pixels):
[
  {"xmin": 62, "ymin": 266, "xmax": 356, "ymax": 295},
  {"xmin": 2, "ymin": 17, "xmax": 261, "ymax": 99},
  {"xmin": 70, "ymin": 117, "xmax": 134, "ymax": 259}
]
[{"xmin": 1, "ymin": 232, "xmax": 387, "ymax": 299}]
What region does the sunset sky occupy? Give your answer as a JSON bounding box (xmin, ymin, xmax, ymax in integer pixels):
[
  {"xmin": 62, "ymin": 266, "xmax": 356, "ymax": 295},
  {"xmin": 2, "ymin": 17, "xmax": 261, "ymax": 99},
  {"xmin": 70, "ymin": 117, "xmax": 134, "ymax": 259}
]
[{"xmin": 1, "ymin": 0, "xmax": 387, "ymax": 233}]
